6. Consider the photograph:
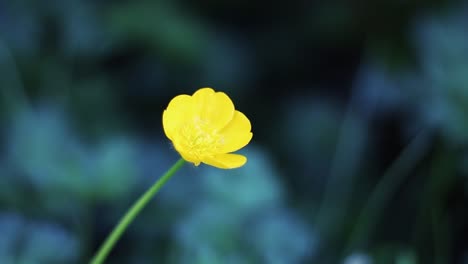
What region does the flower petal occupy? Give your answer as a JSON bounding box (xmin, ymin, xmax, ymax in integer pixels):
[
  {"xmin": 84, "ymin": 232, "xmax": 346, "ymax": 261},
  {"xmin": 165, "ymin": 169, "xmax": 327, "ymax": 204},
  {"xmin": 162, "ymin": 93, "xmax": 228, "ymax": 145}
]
[
  {"xmin": 163, "ymin": 94, "xmax": 193, "ymax": 140},
  {"xmin": 192, "ymin": 87, "xmax": 234, "ymax": 130},
  {"xmin": 174, "ymin": 143, "xmax": 201, "ymax": 166},
  {"xmin": 202, "ymin": 153, "xmax": 247, "ymax": 169},
  {"xmin": 218, "ymin": 111, "xmax": 253, "ymax": 153}
]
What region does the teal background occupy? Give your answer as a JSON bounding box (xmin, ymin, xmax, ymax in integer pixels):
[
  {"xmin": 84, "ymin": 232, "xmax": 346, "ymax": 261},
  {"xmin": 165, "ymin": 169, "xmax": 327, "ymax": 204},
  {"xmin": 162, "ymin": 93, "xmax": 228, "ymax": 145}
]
[{"xmin": 0, "ymin": 0, "xmax": 467, "ymax": 263}]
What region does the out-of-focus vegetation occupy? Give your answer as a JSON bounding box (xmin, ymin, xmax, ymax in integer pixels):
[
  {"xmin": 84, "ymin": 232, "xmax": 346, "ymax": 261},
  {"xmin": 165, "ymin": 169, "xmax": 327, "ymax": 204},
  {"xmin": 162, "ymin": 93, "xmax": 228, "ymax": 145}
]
[{"xmin": 0, "ymin": 0, "xmax": 467, "ymax": 263}]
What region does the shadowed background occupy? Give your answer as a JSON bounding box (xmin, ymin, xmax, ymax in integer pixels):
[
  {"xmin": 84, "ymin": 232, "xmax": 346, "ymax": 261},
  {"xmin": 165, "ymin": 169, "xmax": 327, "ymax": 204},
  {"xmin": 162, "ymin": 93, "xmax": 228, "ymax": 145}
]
[{"xmin": 0, "ymin": 0, "xmax": 467, "ymax": 263}]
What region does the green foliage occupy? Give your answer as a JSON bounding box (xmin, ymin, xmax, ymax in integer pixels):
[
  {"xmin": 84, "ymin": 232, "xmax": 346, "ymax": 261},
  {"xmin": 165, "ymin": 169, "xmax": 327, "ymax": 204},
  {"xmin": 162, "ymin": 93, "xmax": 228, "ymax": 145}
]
[{"xmin": 0, "ymin": 0, "xmax": 466, "ymax": 263}]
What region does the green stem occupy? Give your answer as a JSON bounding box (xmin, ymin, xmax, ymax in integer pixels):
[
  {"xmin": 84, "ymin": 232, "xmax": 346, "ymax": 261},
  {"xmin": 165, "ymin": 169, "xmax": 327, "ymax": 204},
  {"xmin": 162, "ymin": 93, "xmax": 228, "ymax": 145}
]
[
  {"xmin": 345, "ymin": 130, "xmax": 430, "ymax": 253},
  {"xmin": 90, "ymin": 158, "xmax": 186, "ymax": 264}
]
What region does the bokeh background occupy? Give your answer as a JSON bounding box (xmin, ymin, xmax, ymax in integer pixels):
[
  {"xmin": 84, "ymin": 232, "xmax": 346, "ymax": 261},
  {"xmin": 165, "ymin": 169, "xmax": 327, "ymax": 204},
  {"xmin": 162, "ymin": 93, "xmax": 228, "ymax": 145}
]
[{"xmin": 1, "ymin": 0, "xmax": 468, "ymax": 263}]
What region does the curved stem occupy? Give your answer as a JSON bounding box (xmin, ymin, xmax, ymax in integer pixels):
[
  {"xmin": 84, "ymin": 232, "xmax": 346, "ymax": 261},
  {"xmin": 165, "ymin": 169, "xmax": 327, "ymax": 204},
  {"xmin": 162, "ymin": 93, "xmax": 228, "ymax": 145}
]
[
  {"xmin": 345, "ymin": 130, "xmax": 431, "ymax": 253},
  {"xmin": 90, "ymin": 158, "xmax": 186, "ymax": 264}
]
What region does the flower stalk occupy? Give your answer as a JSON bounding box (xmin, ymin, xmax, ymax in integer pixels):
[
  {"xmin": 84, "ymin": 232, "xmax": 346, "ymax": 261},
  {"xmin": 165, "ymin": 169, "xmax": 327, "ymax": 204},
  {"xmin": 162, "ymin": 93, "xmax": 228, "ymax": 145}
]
[{"xmin": 90, "ymin": 158, "xmax": 185, "ymax": 264}]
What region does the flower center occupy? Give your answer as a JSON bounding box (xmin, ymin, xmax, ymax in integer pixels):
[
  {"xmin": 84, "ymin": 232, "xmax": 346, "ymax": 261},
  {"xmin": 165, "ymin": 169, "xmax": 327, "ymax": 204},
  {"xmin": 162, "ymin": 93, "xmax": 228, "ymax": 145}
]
[{"xmin": 177, "ymin": 117, "xmax": 224, "ymax": 159}]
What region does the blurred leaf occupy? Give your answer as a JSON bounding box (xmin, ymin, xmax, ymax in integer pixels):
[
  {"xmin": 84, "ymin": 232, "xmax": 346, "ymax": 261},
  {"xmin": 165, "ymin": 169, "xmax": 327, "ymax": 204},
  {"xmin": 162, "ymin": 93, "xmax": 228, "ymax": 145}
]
[
  {"xmin": 6, "ymin": 106, "xmax": 87, "ymax": 196},
  {"xmin": 0, "ymin": 2, "xmax": 41, "ymax": 56},
  {"xmin": 413, "ymin": 6, "xmax": 468, "ymax": 144},
  {"xmin": 67, "ymin": 79, "xmax": 121, "ymax": 138},
  {"xmin": 56, "ymin": 0, "xmax": 109, "ymax": 57},
  {"xmin": 91, "ymin": 137, "xmax": 138, "ymax": 202},
  {"xmin": 201, "ymin": 146, "xmax": 284, "ymax": 215},
  {"xmin": 199, "ymin": 33, "xmax": 256, "ymax": 93},
  {"xmin": 280, "ymin": 95, "xmax": 342, "ymax": 168},
  {"xmin": 0, "ymin": 213, "xmax": 24, "ymax": 263},
  {"xmin": 354, "ymin": 59, "xmax": 417, "ymax": 118},
  {"xmin": 343, "ymin": 252, "xmax": 373, "ymax": 264},
  {"xmin": 0, "ymin": 213, "xmax": 79, "ymax": 264},
  {"xmin": 175, "ymin": 200, "xmax": 240, "ymax": 250},
  {"xmin": 245, "ymin": 208, "xmax": 315, "ymax": 264},
  {"xmin": 169, "ymin": 244, "xmax": 251, "ymax": 264},
  {"xmin": 396, "ymin": 250, "xmax": 418, "ymax": 264},
  {"xmin": 170, "ymin": 200, "xmax": 246, "ymax": 264},
  {"xmin": 17, "ymin": 221, "xmax": 79, "ymax": 264},
  {"xmin": 106, "ymin": 1, "xmax": 210, "ymax": 63}
]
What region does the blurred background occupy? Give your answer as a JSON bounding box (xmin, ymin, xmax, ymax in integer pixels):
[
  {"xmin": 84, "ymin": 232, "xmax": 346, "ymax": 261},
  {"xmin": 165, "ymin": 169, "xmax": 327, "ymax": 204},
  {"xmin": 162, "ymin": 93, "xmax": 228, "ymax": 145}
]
[{"xmin": 0, "ymin": 0, "xmax": 467, "ymax": 263}]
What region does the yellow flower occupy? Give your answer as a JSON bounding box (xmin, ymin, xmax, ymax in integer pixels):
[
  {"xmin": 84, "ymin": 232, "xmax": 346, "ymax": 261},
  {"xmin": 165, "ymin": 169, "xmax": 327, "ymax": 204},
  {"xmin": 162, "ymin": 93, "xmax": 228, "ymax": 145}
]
[{"xmin": 163, "ymin": 87, "xmax": 253, "ymax": 169}]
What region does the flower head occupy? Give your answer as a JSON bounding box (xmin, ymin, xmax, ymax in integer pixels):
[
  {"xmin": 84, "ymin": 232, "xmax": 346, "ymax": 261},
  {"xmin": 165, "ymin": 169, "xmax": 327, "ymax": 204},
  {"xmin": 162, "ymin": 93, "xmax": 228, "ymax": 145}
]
[{"xmin": 163, "ymin": 88, "xmax": 253, "ymax": 169}]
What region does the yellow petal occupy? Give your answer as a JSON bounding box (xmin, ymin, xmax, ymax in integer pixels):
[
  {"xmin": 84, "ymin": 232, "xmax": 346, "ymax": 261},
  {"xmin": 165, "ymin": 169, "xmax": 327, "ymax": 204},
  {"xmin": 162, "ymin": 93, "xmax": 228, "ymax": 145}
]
[
  {"xmin": 218, "ymin": 111, "xmax": 252, "ymax": 153},
  {"xmin": 192, "ymin": 87, "xmax": 234, "ymax": 130},
  {"xmin": 202, "ymin": 153, "xmax": 247, "ymax": 169},
  {"xmin": 162, "ymin": 94, "xmax": 193, "ymax": 140},
  {"xmin": 173, "ymin": 142, "xmax": 201, "ymax": 166}
]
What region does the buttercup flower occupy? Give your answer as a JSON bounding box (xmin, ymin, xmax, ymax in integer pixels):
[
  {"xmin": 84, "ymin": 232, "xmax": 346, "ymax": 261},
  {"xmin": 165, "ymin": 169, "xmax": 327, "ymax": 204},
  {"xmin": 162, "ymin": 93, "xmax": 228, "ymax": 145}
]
[{"xmin": 163, "ymin": 88, "xmax": 253, "ymax": 169}]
